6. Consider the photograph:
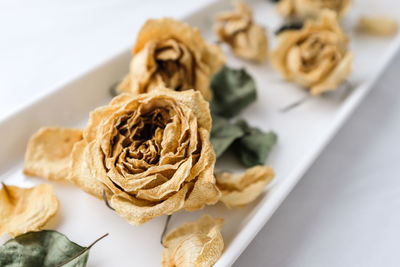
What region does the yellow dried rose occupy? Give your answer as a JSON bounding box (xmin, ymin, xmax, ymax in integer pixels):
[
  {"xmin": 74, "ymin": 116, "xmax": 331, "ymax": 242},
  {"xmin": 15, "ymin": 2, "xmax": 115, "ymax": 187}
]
[
  {"xmin": 162, "ymin": 215, "xmax": 224, "ymax": 267},
  {"xmin": 271, "ymin": 10, "xmax": 352, "ymax": 95},
  {"xmin": 0, "ymin": 183, "xmax": 59, "ymax": 237},
  {"xmin": 117, "ymin": 18, "xmax": 225, "ymax": 101},
  {"xmin": 215, "ymin": 0, "xmax": 268, "ymax": 62},
  {"xmin": 216, "ymin": 165, "xmax": 274, "ymax": 208},
  {"xmin": 24, "ymin": 88, "xmax": 220, "ymax": 225},
  {"xmin": 277, "ymin": 0, "xmax": 351, "ymax": 18}
]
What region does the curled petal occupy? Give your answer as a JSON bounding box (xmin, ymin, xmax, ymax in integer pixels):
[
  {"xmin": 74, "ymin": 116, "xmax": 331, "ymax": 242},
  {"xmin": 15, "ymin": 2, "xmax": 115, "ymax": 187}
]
[
  {"xmin": 277, "ymin": 0, "xmax": 351, "ymax": 18},
  {"xmin": 358, "ymin": 16, "xmax": 398, "ymax": 36},
  {"xmin": 0, "ymin": 183, "xmax": 59, "ymax": 237},
  {"xmin": 216, "ymin": 165, "xmax": 274, "ymax": 208},
  {"xmin": 162, "ymin": 215, "xmax": 225, "ymax": 267}
]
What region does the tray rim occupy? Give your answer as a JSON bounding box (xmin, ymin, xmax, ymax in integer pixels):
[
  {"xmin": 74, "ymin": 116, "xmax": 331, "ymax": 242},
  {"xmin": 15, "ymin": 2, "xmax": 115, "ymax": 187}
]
[{"xmin": 1, "ymin": 1, "xmax": 400, "ymax": 266}]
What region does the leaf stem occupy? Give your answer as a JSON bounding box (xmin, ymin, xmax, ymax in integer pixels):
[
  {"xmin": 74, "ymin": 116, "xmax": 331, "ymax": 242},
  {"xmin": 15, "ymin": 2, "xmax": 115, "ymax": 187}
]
[
  {"xmin": 56, "ymin": 233, "xmax": 109, "ymax": 267},
  {"xmin": 103, "ymin": 190, "xmax": 115, "ymax": 211},
  {"xmin": 160, "ymin": 215, "xmax": 172, "ymax": 247},
  {"xmin": 1, "ymin": 182, "xmax": 9, "ymax": 196},
  {"xmin": 279, "ymin": 95, "xmax": 310, "ymax": 113},
  {"xmin": 1, "ymin": 182, "xmax": 14, "ymax": 204}
]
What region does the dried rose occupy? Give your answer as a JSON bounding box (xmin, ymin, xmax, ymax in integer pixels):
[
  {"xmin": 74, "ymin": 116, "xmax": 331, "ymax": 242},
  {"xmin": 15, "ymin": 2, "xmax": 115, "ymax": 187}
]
[
  {"xmin": 271, "ymin": 10, "xmax": 352, "ymax": 95},
  {"xmin": 0, "ymin": 183, "xmax": 59, "ymax": 237},
  {"xmin": 162, "ymin": 215, "xmax": 224, "ymax": 267},
  {"xmin": 277, "ymin": 0, "xmax": 351, "ymax": 18},
  {"xmin": 216, "ymin": 165, "xmax": 274, "ymax": 208},
  {"xmin": 116, "ymin": 18, "xmax": 225, "ymax": 101},
  {"xmin": 24, "ymin": 88, "xmax": 220, "ymax": 225},
  {"xmin": 215, "ymin": 1, "xmax": 268, "ymax": 62}
]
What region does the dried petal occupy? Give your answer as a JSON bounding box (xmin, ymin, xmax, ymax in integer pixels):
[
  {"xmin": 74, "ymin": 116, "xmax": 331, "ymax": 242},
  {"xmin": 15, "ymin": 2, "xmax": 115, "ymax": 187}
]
[
  {"xmin": 0, "ymin": 183, "xmax": 59, "ymax": 237},
  {"xmin": 162, "ymin": 215, "xmax": 224, "ymax": 267},
  {"xmin": 358, "ymin": 15, "xmax": 398, "ymax": 36},
  {"xmin": 24, "ymin": 127, "xmax": 82, "ymax": 181},
  {"xmin": 271, "ymin": 10, "xmax": 352, "ymax": 95},
  {"xmin": 117, "ymin": 18, "xmax": 225, "ymax": 101},
  {"xmin": 215, "ymin": 1, "xmax": 268, "ymax": 62},
  {"xmin": 277, "ymin": 0, "xmax": 351, "ymax": 18},
  {"xmin": 216, "ymin": 165, "xmax": 274, "ymax": 208}
]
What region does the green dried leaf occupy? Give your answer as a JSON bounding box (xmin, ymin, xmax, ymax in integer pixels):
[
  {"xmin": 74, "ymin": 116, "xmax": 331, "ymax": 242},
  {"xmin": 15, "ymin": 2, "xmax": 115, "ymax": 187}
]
[
  {"xmin": 234, "ymin": 120, "xmax": 277, "ymax": 167},
  {"xmin": 0, "ymin": 230, "xmax": 107, "ymax": 267},
  {"xmin": 210, "ymin": 66, "xmax": 257, "ymax": 118},
  {"xmin": 211, "ymin": 114, "xmax": 244, "ymax": 158}
]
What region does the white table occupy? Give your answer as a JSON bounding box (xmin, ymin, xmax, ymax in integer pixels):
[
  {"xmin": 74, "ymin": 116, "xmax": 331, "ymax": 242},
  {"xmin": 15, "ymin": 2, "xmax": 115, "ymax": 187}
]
[{"xmin": 1, "ymin": 1, "xmax": 399, "ymax": 266}]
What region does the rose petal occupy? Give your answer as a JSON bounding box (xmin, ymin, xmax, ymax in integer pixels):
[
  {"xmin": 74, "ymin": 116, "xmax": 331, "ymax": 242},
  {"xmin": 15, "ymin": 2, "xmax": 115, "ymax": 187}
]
[
  {"xmin": 277, "ymin": 0, "xmax": 351, "ymax": 18},
  {"xmin": 162, "ymin": 215, "xmax": 225, "ymax": 267},
  {"xmin": 216, "ymin": 165, "xmax": 274, "ymax": 208},
  {"xmin": 24, "ymin": 127, "xmax": 82, "ymax": 181},
  {"xmin": 0, "ymin": 183, "xmax": 59, "ymax": 237}
]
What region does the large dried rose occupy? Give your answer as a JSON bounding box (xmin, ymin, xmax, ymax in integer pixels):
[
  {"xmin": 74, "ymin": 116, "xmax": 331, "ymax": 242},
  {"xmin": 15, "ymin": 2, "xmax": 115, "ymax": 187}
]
[
  {"xmin": 277, "ymin": 0, "xmax": 351, "ymax": 18},
  {"xmin": 24, "ymin": 88, "xmax": 220, "ymax": 225},
  {"xmin": 215, "ymin": 1, "xmax": 268, "ymax": 62},
  {"xmin": 116, "ymin": 18, "xmax": 225, "ymax": 101},
  {"xmin": 271, "ymin": 11, "xmax": 352, "ymax": 95}
]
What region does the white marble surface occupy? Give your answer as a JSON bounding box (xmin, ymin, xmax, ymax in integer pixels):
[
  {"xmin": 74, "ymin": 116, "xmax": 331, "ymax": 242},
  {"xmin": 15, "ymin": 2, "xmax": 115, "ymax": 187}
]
[{"xmin": 1, "ymin": 1, "xmax": 400, "ymax": 266}]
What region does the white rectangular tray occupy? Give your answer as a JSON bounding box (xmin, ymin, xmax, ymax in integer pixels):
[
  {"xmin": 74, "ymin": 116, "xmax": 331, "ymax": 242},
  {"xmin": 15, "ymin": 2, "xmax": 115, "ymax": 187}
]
[{"xmin": 1, "ymin": 0, "xmax": 399, "ymax": 266}]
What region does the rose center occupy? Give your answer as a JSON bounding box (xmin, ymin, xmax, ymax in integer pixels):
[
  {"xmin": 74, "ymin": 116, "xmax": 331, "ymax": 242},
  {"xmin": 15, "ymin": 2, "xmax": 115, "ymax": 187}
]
[
  {"xmin": 113, "ymin": 108, "xmax": 170, "ymax": 165},
  {"xmin": 298, "ymin": 35, "xmax": 340, "ymax": 71},
  {"xmin": 154, "ymin": 39, "xmax": 195, "ymax": 91}
]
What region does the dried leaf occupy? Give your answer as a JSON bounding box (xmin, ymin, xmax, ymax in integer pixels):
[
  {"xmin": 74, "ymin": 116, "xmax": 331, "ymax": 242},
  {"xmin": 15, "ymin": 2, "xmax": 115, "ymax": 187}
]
[
  {"xmin": 275, "ymin": 19, "xmax": 304, "ymax": 35},
  {"xmin": 210, "ymin": 114, "xmax": 244, "ymax": 158},
  {"xmin": 210, "ymin": 66, "xmax": 257, "ymax": 118},
  {"xmin": 216, "ymin": 165, "xmax": 275, "ymax": 208},
  {"xmin": 210, "ymin": 116, "xmax": 277, "ymax": 166},
  {"xmin": 0, "ymin": 183, "xmax": 59, "ymax": 237},
  {"xmin": 234, "ymin": 120, "xmax": 277, "ymax": 167},
  {"xmin": 0, "ymin": 230, "xmax": 107, "ymax": 267},
  {"xmin": 162, "ymin": 215, "xmax": 224, "ymax": 267}
]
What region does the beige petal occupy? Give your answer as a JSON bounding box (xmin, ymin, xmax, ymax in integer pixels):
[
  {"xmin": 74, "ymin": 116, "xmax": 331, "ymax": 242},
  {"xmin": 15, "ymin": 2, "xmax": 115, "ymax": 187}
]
[
  {"xmin": 216, "ymin": 165, "xmax": 274, "ymax": 208},
  {"xmin": 0, "ymin": 183, "xmax": 59, "ymax": 237},
  {"xmin": 24, "ymin": 127, "xmax": 82, "ymax": 181},
  {"xmin": 277, "ymin": 0, "xmax": 352, "ymax": 18},
  {"xmin": 358, "ymin": 15, "xmax": 398, "ymax": 36},
  {"xmin": 162, "ymin": 215, "xmax": 225, "ymax": 267},
  {"xmin": 68, "ymin": 140, "xmax": 105, "ymax": 199},
  {"xmin": 111, "ymin": 183, "xmax": 191, "ymax": 225}
]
